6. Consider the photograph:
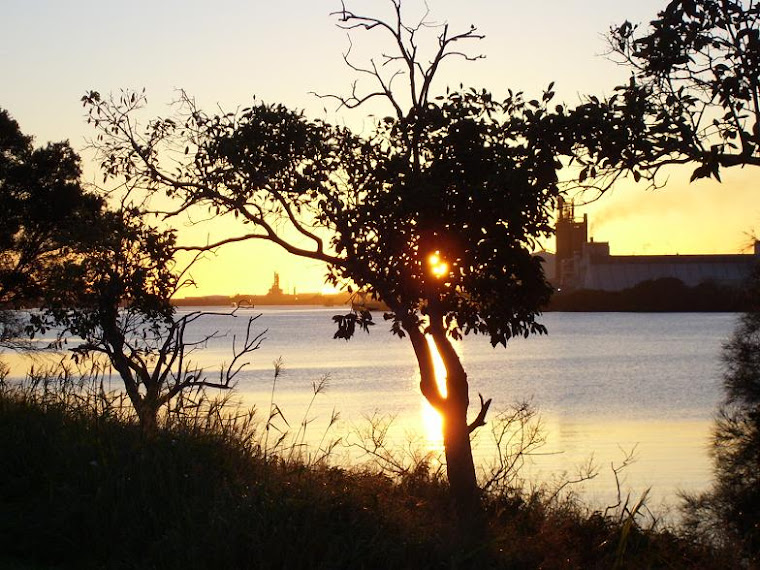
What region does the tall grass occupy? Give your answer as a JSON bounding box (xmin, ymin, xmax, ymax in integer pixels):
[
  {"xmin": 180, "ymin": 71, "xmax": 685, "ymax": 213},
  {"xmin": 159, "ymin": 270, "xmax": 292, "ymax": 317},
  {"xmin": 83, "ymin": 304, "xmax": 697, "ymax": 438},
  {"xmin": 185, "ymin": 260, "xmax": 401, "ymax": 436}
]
[{"xmin": 0, "ymin": 361, "xmax": 736, "ymax": 569}]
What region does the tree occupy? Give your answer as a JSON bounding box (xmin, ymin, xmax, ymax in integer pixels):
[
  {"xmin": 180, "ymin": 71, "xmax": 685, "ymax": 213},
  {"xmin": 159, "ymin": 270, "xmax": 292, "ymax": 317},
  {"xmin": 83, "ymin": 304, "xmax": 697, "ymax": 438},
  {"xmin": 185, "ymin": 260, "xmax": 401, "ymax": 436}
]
[
  {"xmin": 578, "ymin": 1, "xmax": 760, "ymax": 556},
  {"xmin": 32, "ymin": 208, "xmax": 264, "ymax": 433},
  {"xmin": 564, "ymin": 0, "xmax": 760, "ymax": 193},
  {"xmin": 0, "ymin": 108, "xmax": 104, "ymax": 308},
  {"xmin": 681, "ymin": 268, "xmax": 760, "ymax": 561},
  {"xmin": 0, "ymin": 109, "xmax": 260, "ymax": 431},
  {"xmin": 81, "ymin": 1, "xmax": 564, "ymax": 513}
]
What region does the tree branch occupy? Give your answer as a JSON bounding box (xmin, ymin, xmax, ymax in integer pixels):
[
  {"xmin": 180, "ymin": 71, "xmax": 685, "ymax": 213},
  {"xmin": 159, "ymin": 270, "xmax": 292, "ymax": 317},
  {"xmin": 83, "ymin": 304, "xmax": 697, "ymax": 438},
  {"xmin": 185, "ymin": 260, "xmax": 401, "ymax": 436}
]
[
  {"xmin": 468, "ymin": 393, "xmax": 492, "ymax": 433},
  {"xmin": 326, "ymin": 0, "xmax": 484, "ymax": 114}
]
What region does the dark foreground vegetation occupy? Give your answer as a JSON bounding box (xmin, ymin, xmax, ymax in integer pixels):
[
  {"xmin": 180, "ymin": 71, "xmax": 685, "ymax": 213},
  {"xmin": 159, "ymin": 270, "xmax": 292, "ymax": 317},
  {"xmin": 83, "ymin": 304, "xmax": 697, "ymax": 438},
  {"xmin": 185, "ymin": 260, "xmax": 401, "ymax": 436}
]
[{"xmin": 0, "ymin": 379, "xmax": 732, "ymax": 570}]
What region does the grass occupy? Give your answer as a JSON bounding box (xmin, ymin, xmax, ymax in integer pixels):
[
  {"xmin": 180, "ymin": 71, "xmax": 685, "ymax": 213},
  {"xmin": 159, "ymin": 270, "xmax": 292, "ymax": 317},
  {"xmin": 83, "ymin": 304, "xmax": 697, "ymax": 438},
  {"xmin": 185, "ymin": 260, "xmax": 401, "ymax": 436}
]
[{"xmin": 0, "ymin": 375, "xmax": 737, "ymax": 569}]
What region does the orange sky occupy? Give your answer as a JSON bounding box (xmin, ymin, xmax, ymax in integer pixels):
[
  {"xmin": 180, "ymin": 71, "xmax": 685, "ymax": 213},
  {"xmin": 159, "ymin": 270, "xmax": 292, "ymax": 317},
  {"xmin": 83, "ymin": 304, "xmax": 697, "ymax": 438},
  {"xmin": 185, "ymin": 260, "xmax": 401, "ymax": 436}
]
[{"xmin": 3, "ymin": 0, "xmax": 758, "ymax": 296}]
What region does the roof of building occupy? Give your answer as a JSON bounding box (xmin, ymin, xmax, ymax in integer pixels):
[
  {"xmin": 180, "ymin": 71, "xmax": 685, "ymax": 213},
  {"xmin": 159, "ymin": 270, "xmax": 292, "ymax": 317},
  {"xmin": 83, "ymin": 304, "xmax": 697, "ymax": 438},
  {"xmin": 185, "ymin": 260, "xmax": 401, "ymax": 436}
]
[{"xmin": 581, "ymin": 254, "xmax": 756, "ymax": 290}]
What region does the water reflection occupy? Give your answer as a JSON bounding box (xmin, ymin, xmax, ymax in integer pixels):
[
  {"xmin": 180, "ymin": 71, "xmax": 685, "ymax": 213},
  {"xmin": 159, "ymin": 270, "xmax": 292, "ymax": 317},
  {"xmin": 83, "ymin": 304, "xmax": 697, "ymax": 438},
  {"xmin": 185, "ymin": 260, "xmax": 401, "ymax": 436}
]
[
  {"xmin": 524, "ymin": 416, "xmax": 713, "ymax": 514},
  {"xmin": 421, "ymin": 399, "xmax": 444, "ymax": 450}
]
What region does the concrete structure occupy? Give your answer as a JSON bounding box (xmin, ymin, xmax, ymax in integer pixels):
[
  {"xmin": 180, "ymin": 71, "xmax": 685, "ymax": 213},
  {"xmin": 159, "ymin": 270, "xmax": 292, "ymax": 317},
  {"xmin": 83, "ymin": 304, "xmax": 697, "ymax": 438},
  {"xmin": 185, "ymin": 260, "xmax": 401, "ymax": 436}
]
[{"xmin": 555, "ymin": 197, "xmax": 759, "ymax": 291}]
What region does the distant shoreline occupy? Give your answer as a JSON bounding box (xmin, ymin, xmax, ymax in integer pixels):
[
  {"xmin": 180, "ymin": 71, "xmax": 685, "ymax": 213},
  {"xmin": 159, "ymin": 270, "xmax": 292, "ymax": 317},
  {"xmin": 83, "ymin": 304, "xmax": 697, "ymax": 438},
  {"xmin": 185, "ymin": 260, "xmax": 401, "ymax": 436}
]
[
  {"xmin": 173, "ymin": 276, "xmax": 752, "ymax": 313},
  {"xmin": 173, "ymin": 292, "xmax": 388, "ymax": 311}
]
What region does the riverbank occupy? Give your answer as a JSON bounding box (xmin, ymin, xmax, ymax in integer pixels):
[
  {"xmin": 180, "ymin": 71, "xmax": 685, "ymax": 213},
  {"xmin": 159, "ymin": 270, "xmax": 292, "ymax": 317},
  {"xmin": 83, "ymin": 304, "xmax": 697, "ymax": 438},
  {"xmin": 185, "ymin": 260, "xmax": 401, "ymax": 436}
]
[
  {"xmin": 547, "ymin": 277, "xmax": 750, "ymax": 312},
  {"xmin": 0, "ymin": 382, "xmax": 731, "ymax": 569}
]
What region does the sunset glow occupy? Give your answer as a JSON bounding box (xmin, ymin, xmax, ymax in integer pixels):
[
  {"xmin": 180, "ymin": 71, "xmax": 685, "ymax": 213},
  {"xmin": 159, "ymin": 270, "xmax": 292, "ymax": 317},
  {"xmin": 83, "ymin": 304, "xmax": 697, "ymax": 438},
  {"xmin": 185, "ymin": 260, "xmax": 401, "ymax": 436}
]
[
  {"xmin": 1, "ymin": 0, "xmax": 756, "ymax": 296},
  {"xmin": 320, "ymin": 284, "xmax": 341, "ymax": 295}
]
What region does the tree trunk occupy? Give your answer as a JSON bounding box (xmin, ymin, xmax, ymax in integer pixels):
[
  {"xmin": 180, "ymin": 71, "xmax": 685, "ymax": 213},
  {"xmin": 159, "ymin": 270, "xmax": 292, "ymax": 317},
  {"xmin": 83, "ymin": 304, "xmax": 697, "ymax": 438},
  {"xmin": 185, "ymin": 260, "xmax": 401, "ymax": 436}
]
[
  {"xmin": 404, "ymin": 317, "xmax": 481, "ymax": 517},
  {"xmin": 101, "ymin": 313, "xmax": 161, "ymax": 435},
  {"xmin": 433, "ymin": 330, "xmax": 480, "ymax": 517},
  {"xmin": 441, "ymin": 396, "xmax": 479, "ymax": 514},
  {"xmin": 137, "ymin": 401, "xmax": 159, "ymax": 435}
]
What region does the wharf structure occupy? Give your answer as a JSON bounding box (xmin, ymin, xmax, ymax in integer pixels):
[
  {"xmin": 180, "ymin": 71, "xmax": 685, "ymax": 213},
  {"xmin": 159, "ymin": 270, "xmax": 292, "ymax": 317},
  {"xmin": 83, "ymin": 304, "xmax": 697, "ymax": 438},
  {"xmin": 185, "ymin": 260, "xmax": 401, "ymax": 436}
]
[{"xmin": 553, "ymin": 197, "xmax": 759, "ymax": 291}]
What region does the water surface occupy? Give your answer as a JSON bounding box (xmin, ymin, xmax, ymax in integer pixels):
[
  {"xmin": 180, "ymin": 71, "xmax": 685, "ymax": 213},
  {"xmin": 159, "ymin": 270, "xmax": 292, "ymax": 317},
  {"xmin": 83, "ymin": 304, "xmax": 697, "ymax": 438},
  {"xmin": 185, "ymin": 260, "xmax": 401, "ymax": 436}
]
[{"xmin": 180, "ymin": 308, "xmax": 735, "ymax": 513}]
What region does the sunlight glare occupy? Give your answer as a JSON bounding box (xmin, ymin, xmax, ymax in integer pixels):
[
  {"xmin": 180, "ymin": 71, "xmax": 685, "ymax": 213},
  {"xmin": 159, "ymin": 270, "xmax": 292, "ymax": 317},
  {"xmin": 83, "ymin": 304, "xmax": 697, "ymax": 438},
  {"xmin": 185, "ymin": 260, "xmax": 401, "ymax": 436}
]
[
  {"xmin": 427, "ymin": 251, "xmax": 449, "ymax": 280},
  {"xmin": 426, "ymin": 335, "xmax": 448, "ymax": 398},
  {"xmin": 421, "ymin": 335, "xmax": 447, "ymax": 446},
  {"xmin": 421, "ymin": 400, "xmax": 444, "ymax": 446}
]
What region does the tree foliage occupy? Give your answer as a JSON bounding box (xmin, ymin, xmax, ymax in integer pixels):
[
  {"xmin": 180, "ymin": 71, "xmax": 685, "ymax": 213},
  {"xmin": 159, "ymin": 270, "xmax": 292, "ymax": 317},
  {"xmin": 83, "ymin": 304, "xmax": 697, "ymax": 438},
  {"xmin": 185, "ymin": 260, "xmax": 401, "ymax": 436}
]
[
  {"xmin": 0, "ymin": 109, "xmax": 104, "ymax": 307},
  {"xmin": 562, "ymin": 0, "xmax": 760, "ymax": 195},
  {"xmin": 0, "ymin": 105, "xmax": 263, "ymax": 433},
  {"xmin": 326, "ymin": 87, "xmax": 559, "ymax": 347},
  {"xmin": 31, "ymin": 208, "xmax": 262, "ymax": 431},
  {"xmin": 80, "ymin": 83, "xmax": 560, "ymax": 350},
  {"xmin": 682, "ymin": 268, "xmax": 760, "ymax": 561},
  {"xmin": 37, "ymin": 208, "xmax": 178, "ymax": 337}
]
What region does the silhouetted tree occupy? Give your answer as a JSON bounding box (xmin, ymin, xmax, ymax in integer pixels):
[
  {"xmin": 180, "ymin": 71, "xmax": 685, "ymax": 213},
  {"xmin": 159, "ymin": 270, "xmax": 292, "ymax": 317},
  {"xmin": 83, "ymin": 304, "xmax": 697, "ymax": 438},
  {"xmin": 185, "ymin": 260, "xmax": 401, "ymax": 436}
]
[
  {"xmin": 32, "ymin": 208, "xmax": 263, "ymax": 433},
  {"xmin": 682, "ymin": 268, "xmax": 760, "ymax": 562},
  {"xmin": 81, "ymin": 1, "xmax": 566, "ymax": 513},
  {"xmin": 571, "ymin": 3, "xmax": 760, "ymax": 555},
  {"xmin": 0, "ymin": 311, "xmax": 25, "ymax": 351},
  {"xmin": 560, "ymin": 0, "xmax": 760, "ymax": 195},
  {"xmin": 0, "ymin": 108, "xmax": 103, "ymax": 308},
  {"xmin": 0, "ymin": 109, "xmax": 259, "ymax": 429}
]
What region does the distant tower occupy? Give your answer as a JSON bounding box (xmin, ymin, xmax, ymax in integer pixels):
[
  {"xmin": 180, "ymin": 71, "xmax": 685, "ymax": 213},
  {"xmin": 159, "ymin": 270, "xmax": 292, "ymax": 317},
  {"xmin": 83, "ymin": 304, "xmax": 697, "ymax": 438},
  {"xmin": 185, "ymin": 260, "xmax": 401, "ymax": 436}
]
[
  {"xmin": 267, "ymin": 272, "xmax": 284, "ymax": 297},
  {"xmin": 555, "ymin": 197, "xmax": 588, "ymax": 288}
]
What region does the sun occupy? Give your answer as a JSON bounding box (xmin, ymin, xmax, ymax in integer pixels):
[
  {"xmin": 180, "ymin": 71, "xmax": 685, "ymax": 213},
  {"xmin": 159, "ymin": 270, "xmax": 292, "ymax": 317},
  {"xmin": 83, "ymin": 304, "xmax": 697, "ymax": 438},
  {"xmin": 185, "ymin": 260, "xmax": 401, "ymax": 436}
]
[{"xmin": 427, "ymin": 251, "xmax": 449, "ymax": 280}]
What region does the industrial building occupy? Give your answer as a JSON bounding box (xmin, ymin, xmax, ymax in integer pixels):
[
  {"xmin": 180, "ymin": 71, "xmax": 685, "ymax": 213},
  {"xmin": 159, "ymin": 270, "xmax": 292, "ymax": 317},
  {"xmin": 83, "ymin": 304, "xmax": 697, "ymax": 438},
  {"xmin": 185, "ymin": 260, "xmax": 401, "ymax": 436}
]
[{"xmin": 553, "ymin": 198, "xmax": 759, "ymax": 291}]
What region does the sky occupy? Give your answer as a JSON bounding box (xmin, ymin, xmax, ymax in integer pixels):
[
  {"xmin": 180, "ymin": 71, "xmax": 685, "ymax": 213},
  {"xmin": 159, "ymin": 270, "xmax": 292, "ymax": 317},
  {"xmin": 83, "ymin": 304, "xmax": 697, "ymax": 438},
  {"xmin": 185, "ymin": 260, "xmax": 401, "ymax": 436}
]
[{"xmin": 2, "ymin": 0, "xmax": 758, "ymax": 297}]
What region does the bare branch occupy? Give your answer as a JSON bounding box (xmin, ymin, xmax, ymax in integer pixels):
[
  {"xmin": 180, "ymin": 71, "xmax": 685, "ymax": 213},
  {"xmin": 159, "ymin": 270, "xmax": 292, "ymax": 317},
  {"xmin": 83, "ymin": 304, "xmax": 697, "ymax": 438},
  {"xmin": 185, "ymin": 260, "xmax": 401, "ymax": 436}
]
[
  {"xmin": 467, "ymin": 393, "xmax": 492, "ymax": 434},
  {"xmin": 323, "ymin": 0, "xmax": 484, "ymax": 115}
]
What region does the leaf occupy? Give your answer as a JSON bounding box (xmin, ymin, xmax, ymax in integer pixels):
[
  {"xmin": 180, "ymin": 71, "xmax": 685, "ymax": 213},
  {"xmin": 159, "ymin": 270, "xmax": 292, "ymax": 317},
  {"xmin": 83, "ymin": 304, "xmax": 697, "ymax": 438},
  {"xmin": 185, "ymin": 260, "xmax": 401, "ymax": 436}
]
[{"xmin": 689, "ymin": 164, "xmax": 711, "ymax": 182}]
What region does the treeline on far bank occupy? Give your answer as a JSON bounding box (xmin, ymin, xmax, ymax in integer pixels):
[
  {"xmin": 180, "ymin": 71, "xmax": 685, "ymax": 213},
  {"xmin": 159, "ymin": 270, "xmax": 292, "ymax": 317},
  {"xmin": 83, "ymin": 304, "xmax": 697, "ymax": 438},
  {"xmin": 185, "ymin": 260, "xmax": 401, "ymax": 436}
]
[{"xmin": 546, "ymin": 277, "xmax": 753, "ymax": 312}]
